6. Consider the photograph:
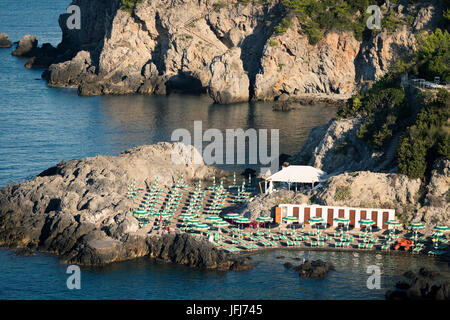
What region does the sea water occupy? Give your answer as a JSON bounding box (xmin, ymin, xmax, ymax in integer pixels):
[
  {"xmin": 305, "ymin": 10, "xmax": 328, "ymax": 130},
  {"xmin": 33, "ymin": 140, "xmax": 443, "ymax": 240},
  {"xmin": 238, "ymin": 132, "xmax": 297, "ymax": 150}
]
[{"xmin": 0, "ymin": 0, "xmax": 448, "ymax": 300}]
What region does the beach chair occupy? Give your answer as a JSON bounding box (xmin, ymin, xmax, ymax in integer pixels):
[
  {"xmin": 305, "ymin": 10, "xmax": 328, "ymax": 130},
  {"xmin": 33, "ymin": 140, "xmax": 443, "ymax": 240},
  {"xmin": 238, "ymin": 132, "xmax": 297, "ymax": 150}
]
[
  {"xmin": 294, "ymin": 241, "xmax": 301, "ymax": 246},
  {"xmin": 342, "ymin": 242, "xmax": 350, "ymax": 248},
  {"xmin": 310, "ymin": 241, "xmax": 317, "ymax": 247},
  {"xmin": 381, "ymin": 244, "xmax": 390, "ymax": 250},
  {"xmin": 358, "ymin": 243, "xmax": 365, "ymax": 249},
  {"xmin": 365, "ymin": 243, "xmax": 373, "ymax": 249},
  {"xmin": 413, "ymin": 246, "xmax": 423, "ymax": 254},
  {"xmin": 269, "ymin": 241, "xmax": 277, "ymax": 246},
  {"xmin": 285, "ymin": 240, "xmax": 294, "ymax": 247},
  {"xmin": 318, "ymin": 241, "xmax": 325, "ymax": 247},
  {"xmin": 260, "ymin": 241, "xmax": 270, "ymax": 247}
]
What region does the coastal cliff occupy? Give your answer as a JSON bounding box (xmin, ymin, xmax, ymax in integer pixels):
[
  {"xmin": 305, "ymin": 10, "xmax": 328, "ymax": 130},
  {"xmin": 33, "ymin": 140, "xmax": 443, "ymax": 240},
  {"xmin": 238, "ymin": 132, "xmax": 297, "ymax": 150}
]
[
  {"xmin": 19, "ymin": 0, "xmax": 441, "ymax": 103},
  {"xmin": 0, "ymin": 142, "xmax": 251, "ymax": 269}
]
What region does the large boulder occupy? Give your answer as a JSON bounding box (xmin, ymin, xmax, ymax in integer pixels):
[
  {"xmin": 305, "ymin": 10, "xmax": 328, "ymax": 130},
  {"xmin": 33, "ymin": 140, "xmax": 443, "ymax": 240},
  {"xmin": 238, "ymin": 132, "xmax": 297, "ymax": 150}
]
[
  {"xmin": 295, "ymin": 259, "xmax": 335, "ymax": 279},
  {"xmin": 0, "ymin": 33, "xmax": 12, "ymax": 48},
  {"xmin": 12, "ymin": 35, "xmax": 38, "ymax": 57},
  {"xmin": 208, "ymin": 47, "xmax": 250, "ymax": 104}
]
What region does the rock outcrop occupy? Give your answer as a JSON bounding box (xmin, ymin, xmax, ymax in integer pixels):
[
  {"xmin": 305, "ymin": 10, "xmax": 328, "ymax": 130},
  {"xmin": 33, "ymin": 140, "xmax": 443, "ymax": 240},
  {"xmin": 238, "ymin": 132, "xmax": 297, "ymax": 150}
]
[
  {"xmin": 289, "ymin": 118, "xmax": 379, "ymax": 173},
  {"xmin": 311, "ymin": 171, "xmax": 422, "ymax": 222},
  {"xmin": 208, "ymin": 47, "xmax": 249, "ymax": 104},
  {"xmin": 0, "ymin": 142, "xmax": 247, "ymax": 270},
  {"xmin": 12, "ymin": 35, "xmax": 38, "ymax": 57},
  {"xmin": 22, "ymin": 0, "xmax": 439, "ymax": 103},
  {"xmin": 0, "ymin": 33, "xmax": 12, "ymax": 48},
  {"xmin": 414, "ymin": 158, "xmax": 450, "ymax": 234},
  {"xmin": 11, "ymin": 35, "xmax": 59, "ymax": 69},
  {"xmin": 386, "ymin": 267, "xmax": 450, "ymax": 300},
  {"xmin": 293, "ymin": 259, "xmax": 336, "ymax": 279}
]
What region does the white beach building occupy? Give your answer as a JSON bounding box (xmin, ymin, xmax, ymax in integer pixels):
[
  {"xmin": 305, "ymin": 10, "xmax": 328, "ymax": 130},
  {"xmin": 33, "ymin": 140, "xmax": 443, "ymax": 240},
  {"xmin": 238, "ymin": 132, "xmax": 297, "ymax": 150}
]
[{"xmin": 264, "ymin": 165, "xmax": 328, "ymax": 193}]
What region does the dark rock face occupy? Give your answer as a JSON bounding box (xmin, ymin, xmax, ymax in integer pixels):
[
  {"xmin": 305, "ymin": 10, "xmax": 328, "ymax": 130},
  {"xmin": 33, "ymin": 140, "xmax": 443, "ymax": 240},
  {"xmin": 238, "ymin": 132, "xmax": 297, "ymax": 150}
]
[
  {"xmin": 147, "ymin": 233, "xmax": 253, "ymax": 271},
  {"xmin": 11, "ymin": 35, "xmax": 60, "ymax": 69},
  {"xmin": 15, "ymin": 248, "xmax": 36, "ymax": 256},
  {"xmin": 295, "ymin": 259, "xmax": 335, "ymax": 279},
  {"xmin": 12, "ymin": 35, "xmax": 38, "ymax": 57},
  {"xmin": 386, "ymin": 267, "xmax": 450, "ymax": 300},
  {"xmin": 419, "ymin": 267, "xmax": 440, "ymax": 278},
  {"xmin": 0, "ymin": 33, "xmax": 12, "ymax": 48},
  {"xmin": 283, "ymin": 262, "xmax": 293, "ymax": 269},
  {"xmin": 395, "ymin": 281, "xmax": 411, "ymax": 290}
]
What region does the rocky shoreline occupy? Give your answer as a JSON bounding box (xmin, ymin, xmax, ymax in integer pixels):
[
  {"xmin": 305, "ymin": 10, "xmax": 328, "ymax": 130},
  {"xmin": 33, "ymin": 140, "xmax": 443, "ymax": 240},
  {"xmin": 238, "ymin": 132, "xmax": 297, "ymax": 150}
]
[
  {"xmin": 0, "ymin": 142, "xmax": 252, "ymax": 270},
  {"xmin": 386, "ymin": 267, "xmax": 450, "ymax": 300},
  {"xmin": 3, "ymin": 0, "xmax": 443, "ymax": 104}
]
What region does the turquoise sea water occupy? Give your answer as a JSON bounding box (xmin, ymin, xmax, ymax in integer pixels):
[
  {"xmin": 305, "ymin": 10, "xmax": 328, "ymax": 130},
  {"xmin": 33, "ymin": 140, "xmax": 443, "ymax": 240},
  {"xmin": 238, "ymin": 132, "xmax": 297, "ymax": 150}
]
[{"xmin": 1, "ymin": 0, "xmax": 449, "ymax": 300}]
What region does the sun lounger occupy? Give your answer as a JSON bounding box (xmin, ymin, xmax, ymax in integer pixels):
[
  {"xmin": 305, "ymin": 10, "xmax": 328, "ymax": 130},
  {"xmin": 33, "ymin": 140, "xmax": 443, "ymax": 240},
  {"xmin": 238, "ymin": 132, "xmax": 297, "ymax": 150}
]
[
  {"xmin": 294, "ymin": 241, "xmax": 301, "ymax": 246},
  {"xmin": 310, "ymin": 241, "xmax": 317, "ymax": 247},
  {"xmin": 413, "ymin": 247, "xmax": 423, "ymax": 254},
  {"xmin": 365, "ymin": 243, "xmax": 373, "ymax": 249},
  {"xmin": 285, "ymin": 241, "xmax": 294, "ymax": 246},
  {"xmin": 342, "ymin": 242, "xmax": 350, "ymax": 248},
  {"xmin": 318, "ymin": 241, "xmax": 325, "ymax": 247},
  {"xmin": 358, "ymin": 243, "xmax": 365, "ymax": 249}
]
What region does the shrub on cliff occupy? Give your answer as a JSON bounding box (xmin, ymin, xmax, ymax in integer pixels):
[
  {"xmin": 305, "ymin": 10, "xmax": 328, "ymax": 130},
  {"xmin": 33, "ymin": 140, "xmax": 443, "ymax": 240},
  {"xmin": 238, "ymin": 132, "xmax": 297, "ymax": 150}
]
[
  {"xmin": 121, "ymin": 0, "xmax": 142, "ymax": 15},
  {"xmin": 396, "ymin": 89, "xmax": 450, "ymax": 179},
  {"xmin": 413, "ymin": 28, "xmax": 450, "ymax": 83}
]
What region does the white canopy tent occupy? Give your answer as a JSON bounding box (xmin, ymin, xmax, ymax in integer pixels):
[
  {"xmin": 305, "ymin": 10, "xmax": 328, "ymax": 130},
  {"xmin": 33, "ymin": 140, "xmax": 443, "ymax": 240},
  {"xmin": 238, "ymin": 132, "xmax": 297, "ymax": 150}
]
[{"xmin": 264, "ymin": 165, "xmax": 328, "ymax": 193}]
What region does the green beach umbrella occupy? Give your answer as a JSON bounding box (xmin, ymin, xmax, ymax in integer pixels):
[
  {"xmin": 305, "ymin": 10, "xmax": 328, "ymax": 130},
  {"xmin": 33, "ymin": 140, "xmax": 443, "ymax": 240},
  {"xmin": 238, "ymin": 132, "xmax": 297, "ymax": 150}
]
[
  {"xmin": 185, "ymin": 218, "xmax": 200, "ymax": 224},
  {"xmin": 224, "ymin": 213, "xmax": 241, "ymax": 219},
  {"xmin": 179, "ymin": 213, "xmax": 195, "ymax": 219},
  {"xmin": 334, "ymin": 217, "xmax": 350, "ymax": 231},
  {"xmin": 283, "ymin": 216, "xmax": 298, "ymax": 222},
  {"xmin": 193, "ymin": 223, "xmax": 209, "ymax": 231},
  {"xmin": 409, "ymin": 222, "xmax": 425, "ymax": 229},
  {"xmin": 205, "ymin": 216, "xmax": 222, "ymax": 222},
  {"xmin": 385, "ymin": 220, "xmax": 401, "ymax": 227},
  {"xmin": 359, "ymin": 219, "xmax": 375, "ymax": 232},
  {"xmin": 434, "ymin": 225, "xmax": 450, "ymax": 232},
  {"xmin": 408, "ymin": 222, "xmax": 425, "ymax": 241},
  {"xmin": 256, "ymin": 216, "xmax": 273, "ymax": 231},
  {"xmin": 308, "ymin": 217, "xmax": 324, "ymax": 224},
  {"xmin": 213, "ymin": 220, "xmax": 229, "ymax": 227},
  {"xmin": 334, "ymin": 217, "xmax": 349, "ymax": 222},
  {"xmin": 359, "ymin": 219, "xmax": 375, "ymax": 225},
  {"xmin": 308, "ymin": 217, "xmax": 324, "ymax": 231},
  {"xmin": 235, "ymin": 217, "xmax": 251, "ymax": 224},
  {"xmin": 385, "ymin": 219, "xmax": 402, "ymax": 235}
]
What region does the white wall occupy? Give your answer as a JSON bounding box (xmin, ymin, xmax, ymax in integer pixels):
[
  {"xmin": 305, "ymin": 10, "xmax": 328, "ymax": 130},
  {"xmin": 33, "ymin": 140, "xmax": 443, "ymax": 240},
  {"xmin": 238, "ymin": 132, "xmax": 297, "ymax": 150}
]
[{"xmin": 277, "ymin": 204, "xmax": 396, "ymax": 229}]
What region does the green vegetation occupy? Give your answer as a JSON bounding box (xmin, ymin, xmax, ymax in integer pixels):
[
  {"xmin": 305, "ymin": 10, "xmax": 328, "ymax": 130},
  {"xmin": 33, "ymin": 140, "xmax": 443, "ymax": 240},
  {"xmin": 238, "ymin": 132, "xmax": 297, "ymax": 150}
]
[
  {"xmin": 214, "ymin": 1, "xmax": 227, "ymax": 12},
  {"xmin": 274, "ymin": 17, "xmax": 293, "ymax": 35},
  {"xmin": 120, "ymin": 0, "xmax": 142, "ymax": 15},
  {"xmin": 337, "ymin": 29, "xmax": 450, "ymax": 180},
  {"xmin": 281, "ymin": 0, "xmax": 372, "ymax": 44},
  {"xmin": 269, "ymin": 39, "xmax": 279, "ymax": 46},
  {"xmin": 334, "ymin": 186, "xmax": 351, "ymax": 201},
  {"xmin": 413, "ymin": 29, "xmax": 450, "ymax": 83},
  {"xmin": 396, "ymin": 89, "xmax": 449, "ymax": 179}
]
